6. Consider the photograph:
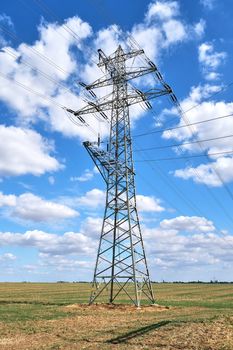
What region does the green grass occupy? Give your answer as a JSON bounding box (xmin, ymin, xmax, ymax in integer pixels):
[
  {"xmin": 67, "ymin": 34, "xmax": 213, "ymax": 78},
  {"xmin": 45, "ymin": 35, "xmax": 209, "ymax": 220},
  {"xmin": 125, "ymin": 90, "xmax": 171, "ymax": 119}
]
[
  {"xmin": 0, "ymin": 282, "xmax": 232, "ymax": 322},
  {"xmin": 0, "ymin": 282, "xmax": 89, "ymax": 322},
  {"xmin": 0, "ymin": 304, "xmax": 70, "ymax": 322}
]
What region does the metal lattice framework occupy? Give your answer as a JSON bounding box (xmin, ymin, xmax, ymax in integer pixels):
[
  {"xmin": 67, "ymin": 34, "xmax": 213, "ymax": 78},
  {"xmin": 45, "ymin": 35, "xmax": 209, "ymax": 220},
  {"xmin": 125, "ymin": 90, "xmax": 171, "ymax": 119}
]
[{"xmin": 67, "ymin": 46, "xmax": 172, "ymax": 306}]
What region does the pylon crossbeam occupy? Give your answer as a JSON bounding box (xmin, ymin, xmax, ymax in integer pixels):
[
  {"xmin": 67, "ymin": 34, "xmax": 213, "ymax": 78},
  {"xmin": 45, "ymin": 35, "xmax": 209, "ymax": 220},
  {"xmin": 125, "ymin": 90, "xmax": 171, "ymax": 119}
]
[{"xmin": 70, "ymin": 89, "xmax": 170, "ymax": 116}]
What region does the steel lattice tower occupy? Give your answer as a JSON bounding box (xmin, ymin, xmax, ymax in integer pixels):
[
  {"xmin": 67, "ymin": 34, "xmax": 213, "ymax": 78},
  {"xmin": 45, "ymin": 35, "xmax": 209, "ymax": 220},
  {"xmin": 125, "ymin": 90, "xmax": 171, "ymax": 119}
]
[{"xmin": 67, "ymin": 46, "xmax": 171, "ymax": 306}]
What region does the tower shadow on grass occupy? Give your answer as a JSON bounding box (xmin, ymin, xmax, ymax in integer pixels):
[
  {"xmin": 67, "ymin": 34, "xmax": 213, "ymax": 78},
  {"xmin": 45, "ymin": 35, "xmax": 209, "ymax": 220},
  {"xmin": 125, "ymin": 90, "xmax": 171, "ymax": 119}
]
[{"xmin": 106, "ymin": 320, "xmax": 170, "ymax": 344}]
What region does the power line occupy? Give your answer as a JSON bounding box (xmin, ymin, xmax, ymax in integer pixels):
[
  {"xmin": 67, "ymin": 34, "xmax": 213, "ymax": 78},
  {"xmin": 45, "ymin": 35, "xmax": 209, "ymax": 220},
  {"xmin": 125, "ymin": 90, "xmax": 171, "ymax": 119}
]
[
  {"xmin": 134, "ymin": 108, "xmax": 233, "ymax": 228},
  {"xmin": 134, "ymin": 125, "xmax": 226, "ymax": 223},
  {"xmin": 134, "ymin": 142, "xmax": 205, "ymax": 217},
  {"xmin": 2, "ymin": 48, "xmax": 75, "ymax": 97},
  {"xmin": 182, "ymin": 82, "xmax": 233, "ymax": 115},
  {"xmin": 0, "ymin": 29, "xmax": 105, "ymax": 140},
  {"xmin": 83, "ymin": 6, "xmax": 233, "ymax": 225},
  {"xmin": 133, "ymin": 113, "xmax": 233, "ymax": 138},
  {"xmin": 83, "ymin": 0, "xmax": 233, "ymax": 247},
  {"xmin": 138, "ymin": 135, "xmax": 233, "ymax": 228},
  {"xmin": 141, "ymin": 110, "xmax": 233, "ymax": 227},
  {"xmin": 90, "ymin": 0, "xmax": 233, "ymax": 124},
  {"xmin": 134, "ymin": 137, "xmax": 233, "ymax": 241},
  {"xmin": 101, "ymin": 1, "xmax": 233, "ymax": 215},
  {"xmin": 171, "ymin": 95, "xmax": 233, "ymax": 206},
  {"xmin": 0, "ymin": 69, "xmax": 101, "ymax": 136},
  {"xmin": 0, "ymin": 24, "xmax": 71, "ymax": 77},
  {"xmin": 31, "ymin": 0, "xmax": 233, "ymax": 162},
  {"xmin": 134, "ymin": 104, "xmax": 233, "ymax": 237},
  {"xmin": 135, "ymin": 150, "xmax": 233, "ymax": 162},
  {"xmin": 0, "ymin": 69, "xmax": 101, "ymax": 139},
  {"xmin": 31, "ymin": 0, "xmax": 99, "ymax": 65},
  {"xmin": 135, "ymin": 134, "xmax": 233, "ymax": 152},
  {"xmin": 19, "ymin": 0, "xmax": 99, "ymax": 66},
  {"xmin": 0, "ymin": 26, "xmax": 102, "ymax": 134},
  {"xmin": 10, "ymin": 0, "xmax": 233, "ymax": 233},
  {"xmin": 18, "ymin": 0, "xmax": 147, "ymax": 127},
  {"xmin": 0, "ymin": 70, "xmax": 66, "ymax": 109}
]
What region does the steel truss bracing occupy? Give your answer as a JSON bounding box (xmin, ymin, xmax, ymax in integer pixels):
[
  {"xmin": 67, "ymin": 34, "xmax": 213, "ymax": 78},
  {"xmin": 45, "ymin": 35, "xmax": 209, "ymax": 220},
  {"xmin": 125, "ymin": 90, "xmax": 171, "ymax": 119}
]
[{"xmin": 67, "ymin": 46, "xmax": 171, "ymax": 307}]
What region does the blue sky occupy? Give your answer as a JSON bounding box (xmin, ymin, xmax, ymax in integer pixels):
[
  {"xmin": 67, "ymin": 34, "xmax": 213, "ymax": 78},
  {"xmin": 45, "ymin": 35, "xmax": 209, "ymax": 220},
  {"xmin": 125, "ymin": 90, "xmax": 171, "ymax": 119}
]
[{"xmin": 0, "ymin": 0, "xmax": 233, "ymax": 282}]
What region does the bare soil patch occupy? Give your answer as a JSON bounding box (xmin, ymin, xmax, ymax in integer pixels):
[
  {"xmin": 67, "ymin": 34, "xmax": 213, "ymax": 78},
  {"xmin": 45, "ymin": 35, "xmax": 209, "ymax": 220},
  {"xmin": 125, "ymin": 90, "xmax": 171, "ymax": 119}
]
[{"xmin": 64, "ymin": 302, "xmax": 171, "ymax": 312}]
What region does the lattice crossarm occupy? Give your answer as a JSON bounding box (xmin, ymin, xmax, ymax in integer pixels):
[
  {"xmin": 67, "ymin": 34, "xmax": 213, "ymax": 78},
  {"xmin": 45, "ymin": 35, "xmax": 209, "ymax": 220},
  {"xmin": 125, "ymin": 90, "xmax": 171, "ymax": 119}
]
[
  {"xmin": 85, "ymin": 66, "xmax": 157, "ymax": 90},
  {"xmin": 97, "ymin": 47, "xmax": 144, "ymax": 68},
  {"xmin": 83, "ymin": 141, "xmax": 126, "ymax": 182},
  {"xmin": 83, "ymin": 141, "xmax": 109, "ymax": 182}
]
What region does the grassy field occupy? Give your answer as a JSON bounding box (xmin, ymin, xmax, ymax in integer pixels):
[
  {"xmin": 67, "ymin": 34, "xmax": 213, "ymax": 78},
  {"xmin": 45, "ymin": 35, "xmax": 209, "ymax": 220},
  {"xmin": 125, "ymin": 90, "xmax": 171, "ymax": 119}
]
[{"xmin": 0, "ymin": 283, "xmax": 232, "ymax": 349}]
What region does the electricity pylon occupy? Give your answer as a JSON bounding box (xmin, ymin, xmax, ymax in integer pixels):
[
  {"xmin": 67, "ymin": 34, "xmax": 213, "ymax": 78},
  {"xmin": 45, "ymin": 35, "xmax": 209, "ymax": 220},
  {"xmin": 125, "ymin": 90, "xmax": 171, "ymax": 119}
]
[{"xmin": 67, "ymin": 46, "xmax": 172, "ymax": 306}]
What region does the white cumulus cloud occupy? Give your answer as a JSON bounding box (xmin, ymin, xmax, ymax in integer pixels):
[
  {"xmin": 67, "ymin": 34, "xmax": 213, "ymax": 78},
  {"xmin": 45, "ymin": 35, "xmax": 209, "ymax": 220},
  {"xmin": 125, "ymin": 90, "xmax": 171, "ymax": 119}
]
[
  {"xmin": 0, "ymin": 3, "xmax": 206, "ymax": 142},
  {"xmin": 70, "ymin": 168, "xmax": 94, "ymax": 182},
  {"xmin": 0, "ymin": 192, "xmax": 79, "ymax": 222},
  {"xmin": 0, "ymin": 125, "xmax": 62, "ymax": 176},
  {"xmin": 75, "ymin": 188, "xmax": 105, "ymax": 208},
  {"xmin": 0, "ymin": 192, "xmax": 16, "ymax": 207},
  {"xmin": 0, "ymin": 230, "xmax": 96, "ymax": 256},
  {"xmin": 174, "ymin": 156, "xmax": 233, "ymax": 187},
  {"xmin": 198, "ymin": 42, "xmax": 227, "ymax": 80},
  {"xmin": 160, "ymin": 215, "xmax": 215, "ymax": 232},
  {"xmin": 146, "ymin": 1, "xmax": 179, "ymax": 21},
  {"xmin": 161, "ymin": 84, "xmax": 233, "ymax": 187},
  {"xmin": 136, "ymin": 194, "xmax": 164, "ymax": 212},
  {"xmin": 162, "ymin": 19, "xmax": 187, "ymax": 45}
]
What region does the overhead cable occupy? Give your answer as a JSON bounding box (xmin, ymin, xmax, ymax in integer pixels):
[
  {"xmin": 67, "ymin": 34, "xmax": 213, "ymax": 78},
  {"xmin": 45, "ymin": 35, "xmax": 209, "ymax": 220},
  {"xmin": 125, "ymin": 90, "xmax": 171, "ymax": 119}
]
[
  {"xmin": 135, "ymin": 150, "xmax": 233, "ymax": 162},
  {"xmin": 135, "ymin": 133, "xmax": 233, "ymax": 152},
  {"xmin": 0, "ymin": 70, "xmax": 66, "ymax": 109},
  {"xmin": 133, "ymin": 112, "xmax": 233, "ymax": 138}
]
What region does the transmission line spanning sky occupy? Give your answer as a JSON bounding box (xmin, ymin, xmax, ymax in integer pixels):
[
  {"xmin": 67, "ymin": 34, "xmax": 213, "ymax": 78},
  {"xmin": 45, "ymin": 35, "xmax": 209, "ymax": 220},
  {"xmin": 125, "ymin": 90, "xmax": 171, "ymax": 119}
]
[{"xmin": 0, "ymin": 0, "xmax": 233, "ymax": 282}]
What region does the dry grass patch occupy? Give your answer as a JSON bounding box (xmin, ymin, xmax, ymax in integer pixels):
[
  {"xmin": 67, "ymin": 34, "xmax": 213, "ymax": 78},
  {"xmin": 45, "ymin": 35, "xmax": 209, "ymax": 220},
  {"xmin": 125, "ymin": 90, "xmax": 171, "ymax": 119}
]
[{"xmin": 0, "ymin": 283, "xmax": 233, "ymax": 349}]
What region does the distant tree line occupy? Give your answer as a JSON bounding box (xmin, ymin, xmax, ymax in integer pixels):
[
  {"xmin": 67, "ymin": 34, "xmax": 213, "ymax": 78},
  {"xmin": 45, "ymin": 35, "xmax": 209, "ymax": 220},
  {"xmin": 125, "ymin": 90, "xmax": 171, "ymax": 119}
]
[
  {"xmin": 15, "ymin": 280, "xmax": 233, "ymax": 284},
  {"xmin": 152, "ymin": 280, "xmax": 233, "ymax": 284}
]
